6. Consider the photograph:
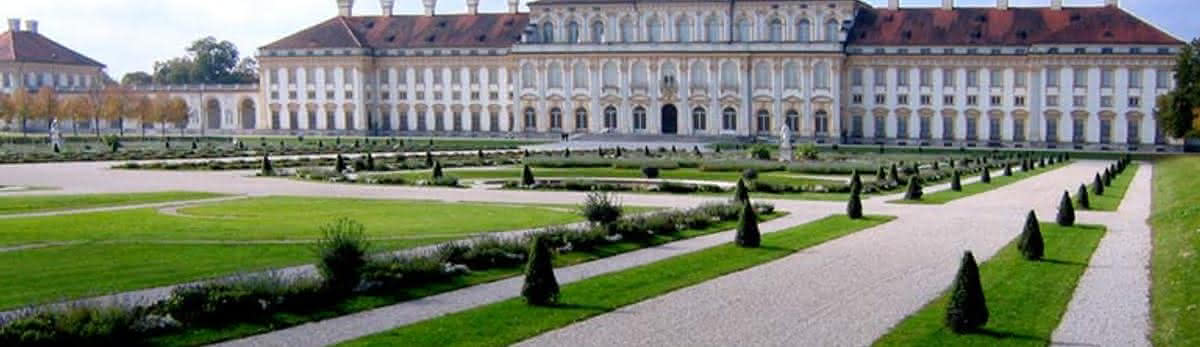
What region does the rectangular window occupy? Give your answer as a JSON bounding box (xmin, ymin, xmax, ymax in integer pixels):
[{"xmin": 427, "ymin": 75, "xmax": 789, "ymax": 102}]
[
  {"xmin": 967, "ymin": 95, "xmax": 978, "ymax": 106},
  {"xmin": 1073, "ymin": 118, "xmax": 1085, "ymax": 143},
  {"xmin": 898, "ymin": 95, "xmax": 909, "ymax": 105},
  {"xmin": 897, "ymin": 68, "xmax": 909, "ymax": 87},
  {"xmin": 1101, "ymin": 96, "xmax": 1114, "ymax": 108},
  {"xmin": 852, "ymin": 94, "xmax": 863, "ymax": 104},
  {"xmin": 942, "ymin": 116, "xmax": 953, "ymax": 139},
  {"xmin": 1074, "ymin": 68, "xmax": 1087, "ymax": 88},
  {"xmin": 943, "ymin": 69, "xmax": 956, "ymax": 87},
  {"xmin": 1129, "ymin": 69, "xmax": 1142, "ymax": 88},
  {"xmin": 1157, "ymin": 69, "xmax": 1170, "ymax": 88},
  {"xmin": 1047, "ymin": 95, "xmax": 1059, "ymax": 107},
  {"xmin": 1128, "ymin": 119, "xmax": 1141, "ymax": 144},
  {"xmin": 990, "ymin": 96, "xmax": 1002, "ymax": 106},
  {"xmin": 920, "ymin": 68, "xmax": 931, "ymax": 87},
  {"xmin": 453, "ymin": 112, "xmax": 464, "ymax": 131},
  {"xmin": 920, "ymin": 95, "xmax": 931, "ymax": 105},
  {"xmin": 1101, "ymin": 68, "xmax": 1115, "ymax": 88},
  {"xmin": 1046, "ymin": 118, "xmax": 1058, "ymax": 142},
  {"xmin": 1015, "ymin": 71, "xmax": 1026, "ymax": 88},
  {"xmin": 990, "ymin": 70, "xmax": 1003, "ymax": 87},
  {"xmin": 874, "ymin": 69, "xmax": 886, "ymax": 86},
  {"xmin": 875, "ymin": 94, "xmax": 887, "ymax": 104},
  {"xmin": 943, "ymin": 95, "xmax": 955, "ymax": 105},
  {"xmin": 919, "ymin": 117, "xmax": 931, "ymax": 139},
  {"xmin": 1014, "ymin": 118, "xmax": 1026, "ymax": 141},
  {"xmin": 1100, "ymin": 118, "xmax": 1112, "ymax": 144},
  {"xmin": 1073, "ymin": 96, "xmax": 1086, "ymax": 107},
  {"xmin": 433, "ymin": 69, "xmax": 443, "ymax": 84},
  {"xmin": 989, "ymin": 118, "xmax": 1001, "ymax": 140},
  {"xmin": 1129, "ymin": 96, "xmax": 1141, "ymax": 107},
  {"xmin": 874, "ymin": 116, "xmax": 886, "ymax": 138},
  {"xmin": 1047, "ymin": 67, "xmax": 1060, "ymax": 87},
  {"xmin": 897, "ymin": 117, "xmax": 908, "ymax": 139},
  {"xmin": 852, "ymin": 69, "xmax": 864, "ymax": 86},
  {"xmin": 326, "ymin": 111, "xmax": 336, "ymax": 130},
  {"xmin": 1015, "ymin": 96, "xmax": 1026, "ymax": 107},
  {"xmin": 966, "ymin": 118, "xmax": 978, "ymax": 140},
  {"xmin": 967, "ymin": 69, "xmax": 979, "ymax": 87}
]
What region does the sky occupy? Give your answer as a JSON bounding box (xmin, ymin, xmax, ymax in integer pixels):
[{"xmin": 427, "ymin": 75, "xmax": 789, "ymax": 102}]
[{"xmin": 3, "ymin": 0, "xmax": 1196, "ymax": 79}]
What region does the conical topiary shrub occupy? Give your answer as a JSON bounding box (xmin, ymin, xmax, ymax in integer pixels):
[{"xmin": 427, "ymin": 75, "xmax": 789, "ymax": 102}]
[
  {"xmin": 335, "ymin": 153, "xmax": 347, "ymax": 173},
  {"xmin": 849, "ymin": 170, "xmax": 863, "ymax": 195},
  {"xmin": 951, "ymin": 170, "xmax": 962, "ymax": 192},
  {"xmin": 431, "ymin": 161, "xmax": 444, "ymax": 179},
  {"xmin": 1003, "ymin": 164, "xmax": 1013, "ymax": 177},
  {"xmin": 365, "ymin": 152, "xmax": 375, "ymax": 171},
  {"xmin": 847, "ymin": 191, "xmax": 863, "ymax": 219},
  {"xmin": 261, "ymin": 153, "xmax": 274, "ymax": 176},
  {"xmin": 946, "ymin": 251, "xmax": 989, "ymax": 333},
  {"xmin": 1077, "ymin": 184, "xmax": 1091, "ymax": 210},
  {"xmin": 521, "ymin": 236, "xmax": 559, "ymax": 306},
  {"xmin": 1092, "ymin": 173, "xmax": 1105, "ymax": 196},
  {"xmin": 735, "ymin": 201, "xmax": 761, "ymax": 248},
  {"xmin": 734, "ymin": 178, "xmax": 750, "ymax": 203},
  {"xmin": 890, "ymin": 164, "xmax": 901, "ymax": 185},
  {"xmin": 904, "ymin": 176, "xmax": 923, "ymax": 200},
  {"xmin": 1018, "ymin": 210, "xmax": 1046, "ymax": 261},
  {"xmin": 564, "ymin": 148, "xmax": 571, "ymax": 158},
  {"xmin": 877, "ymin": 166, "xmax": 887, "ymax": 181},
  {"xmin": 522, "ymin": 165, "xmax": 536, "ymax": 186},
  {"xmin": 425, "ymin": 151, "xmax": 434, "ymax": 167},
  {"xmin": 981, "ymin": 167, "xmax": 992, "ymax": 184},
  {"xmin": 1057, "ymin": 191, "xmax": 1076, "ymax": 226},
  {"xmin": 1103, "ymin": 168, "xmax": 1113, "ymax": 187}
]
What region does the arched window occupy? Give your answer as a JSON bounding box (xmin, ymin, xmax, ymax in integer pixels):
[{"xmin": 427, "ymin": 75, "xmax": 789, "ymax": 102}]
[
  {"xmin": 603, "ymin": 61, "xmax": 619, "ymax": 88},
  {"xmin": 567, "ymin": 21, "xmax": 580, "ymax": 43},
  {"xmin": 633, "ymin": 106, "xmax": 647, "ymax": 130},
  {"xmin": 573, "ymin": 62, "xmax": 588, "ymax": 89},
  {"xmin": 722, "ymin": 107, "xmax": 737, "ymax": 131},
  {"xmin": 676, "ymin": 17, "xmax": 693, "ymax": 42},
  {"xmin": 721, "ymin": 61, "xmax": 738, "ymax": 89},
  {"xmin": 542, "ymin": 22, "xmax": 555, "ymax": 43},
  {"xmin": 814, "ymin": 62, "xmax": 830, "ymax": 89},
  {"xmin": 604, "ymin": 106, "xmax": 618, "ymax": 128},
  {"xmin": 521, "ymin": 63, "xmax": 535, "ymax": 88},
  {"xmin": 785, "ymin": 110, "xmax": 800, "ymax": 132},
  {"xmin": 620, "ymin": 17, "xmax": 635, "ymax": 42},
  {"xmin": 754, "ymin": 63, "xmax": 771, "ymax": 89},
  {"xmin": 646, "ymin": 16, "xmax": 662, "ymax": 43},
  {"xmin": 591, "ymin": 21, "xmax": 605, "ymax": 43},
  {"xmin": 550, "ymin": 107, "xmax": 563, "ymax": 129},
  {"xmin": 796, "ymin": 19, "xmax": 811, "ymax": 42},
  {"xmin": 692, "ymin": 107, "xmax": 707, "ymax": 130},
  {"xmin": 784, "ymin": 62, "xmax": 800, "ymax": 89},
  {"xmin": 547, "ymin": 62, "xmax": 563, "ymax": 89},
  {"xmin": 575, "ymin": 107, "xmax": 588, "ymax": 130},
  {"xmin": 705, "ymin": 16, "xmax": 721, "ymax": 43},
  {"xmin": 691, "ymin": 61, "xmax": 707, "ymax": 88},
  {"xmin": 756, "ymin": 110, "xmax": 771, "ymax": 133},
  {"xmin": 825, "ymin": 19, "xmax": 839, "ymax": 42},
  {"xmin": 632, "ymin": 62, "xmax": 648, "ymax": 88},
  {"xmin": 524, "ymin": 107, "xmax": 537, "ymax": 129},
  {"xmin": 735, "ymin": 18, "xmax": 750, "ymax": 42},
  {"xmin": 769, "ymin": 18, "xmax": 783, "ymax": 43}
]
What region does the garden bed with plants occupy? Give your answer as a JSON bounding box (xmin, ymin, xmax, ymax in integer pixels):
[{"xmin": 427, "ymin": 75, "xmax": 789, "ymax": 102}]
[
  {"xmin": 891, "ymin": 154, "xmax": 1072, "ymax": 204},
  {"xmin": 0, "ymin": 196, "xmax": 779, "ymax": 347}
]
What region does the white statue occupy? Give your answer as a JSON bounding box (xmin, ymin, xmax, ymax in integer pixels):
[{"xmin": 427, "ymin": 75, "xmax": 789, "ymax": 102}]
[
  {"xmin": 49, "ymin": 118, "xmax": 63, "ymax": 149},
  {"xmin": 779, "ymin": 125, "xmax": 794, "ymax": 162}
]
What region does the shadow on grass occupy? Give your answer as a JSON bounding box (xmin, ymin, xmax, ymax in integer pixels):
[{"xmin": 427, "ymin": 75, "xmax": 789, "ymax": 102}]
[
  {"xmin": 1039, "ymin": 258, "xmax": 1089, "ymax": 267},
  {"xmin": 547, "ymin": 302, "xmax": 611, "ymax": 312},
  {"xmin": 968, "ymin": 327, "xmax": 1047, "ymax": 343}
]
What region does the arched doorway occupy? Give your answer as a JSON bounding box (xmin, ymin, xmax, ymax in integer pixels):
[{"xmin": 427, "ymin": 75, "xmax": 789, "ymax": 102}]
[
  {"xmin": 239, "ymin": 99, "xmax": 256, "ymax": 129},
  {"xmin": 661, "ymin": 104, "xmax": 678, "ymax": 134},
  {"xmin": 205, "ymin": 99, "xmax": 222, "ymax": 129}
]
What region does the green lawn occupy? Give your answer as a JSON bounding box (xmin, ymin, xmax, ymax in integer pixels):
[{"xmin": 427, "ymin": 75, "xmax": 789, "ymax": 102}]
[
  {"xmin": 1083, "ymin": 164, "xmax": 1139, "ymax": 211},
  {"xmin": 0, "ymin": 191, "xmax": 227, "ymax": 215},
  {"xmin": 891, "ymin": 162, "xmax": 1068, "ymax": 205},
  {"xmin": 0, "ymin": 197, "xmax": 585, "ymax": 310},
  {"xmin": 1149, "ymin": 156, "xmax": 1200, "ymax": 346},
  {"xmin": 874, "ymin": 223, "xmax": 1106, "ymax": 346},
  {"xmin": 342, "ymin": 215, "xmax": 895, "ymax": 347},
  {"xmin": 374, "ymin": 167, "xmax": 843, "ymax": 187},
  {"xmin": 147, "ymin": 212, "xmax": 785, "ymax": 346}
]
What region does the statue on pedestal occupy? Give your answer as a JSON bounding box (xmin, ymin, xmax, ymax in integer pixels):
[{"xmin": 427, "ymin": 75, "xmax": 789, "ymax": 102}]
[
  {"xmin": 779, "ymin": 125, "xmax": 794, "ymax": 162},
  {"xmin": 49, "ymin": 118, "xmax": 63, "ymax": 149}
]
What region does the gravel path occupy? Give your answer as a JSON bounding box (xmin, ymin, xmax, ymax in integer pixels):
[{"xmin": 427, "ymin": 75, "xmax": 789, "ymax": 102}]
[
  {"xmin": 516, "ymin": 161, "xmax": 1111, "ymax": 347},
  {"xmin": 213, "ymin": 210, "xmax": 832, "ymax": 347},
  {"xmin": 1051, "ymin": 163, "xmax": 1153, "ymax": 347},
  {"xmin": 0, "ymin": 195, "xmax": 248, "ymax": 220}
]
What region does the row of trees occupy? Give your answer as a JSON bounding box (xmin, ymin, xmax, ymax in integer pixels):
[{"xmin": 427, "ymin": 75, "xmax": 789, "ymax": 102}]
[{"xmin": 0, "ymin": 86, "xmax": 191, "ymax": 138}]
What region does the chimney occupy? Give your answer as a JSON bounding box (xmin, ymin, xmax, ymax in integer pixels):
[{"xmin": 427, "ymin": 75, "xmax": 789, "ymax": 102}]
[
  {"xmin": 466, "ymin": 0, "xmax": 479, "ymax": 15},
  {"xmin": 1106, "ymin": 0, "xmax": 1119, "ymax": 7},
  {"xmin": 24, "ymin": 20, "xmax": 37, "ymax": 34},
  {"xmin": 6, "ymin": 18, "xmax": 18, "ymax": 32},
  {"xmin": 337, "ymin": 0, "xmax": 354, "ymax": 17},
  {"xmin": 1051, "ymin": 0, "xmax": 1063, "ymax": 10},
  {"xmin": 423, "ymin": 0, "xmax": 437, "ymax": 16},
  {"xmin": 997, "ymin": 0, "xmax": 1008, "ymax": 10},
  {"xmin": 942, "ymin": 0, "xmax": 953, "ymax": 10},
  {"xmin": 380, "ymin": 0, "xmax": 394, "ymax": 16},
  {"xmin": 508, "ymin": 0, "xmax": 520, "ymax": 13}
]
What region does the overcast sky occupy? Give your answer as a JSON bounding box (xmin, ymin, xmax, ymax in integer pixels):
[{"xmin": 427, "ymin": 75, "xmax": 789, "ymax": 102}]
[{"xmin": 4, "ymin": 0, "xmax": 1195, "ymax": 79}]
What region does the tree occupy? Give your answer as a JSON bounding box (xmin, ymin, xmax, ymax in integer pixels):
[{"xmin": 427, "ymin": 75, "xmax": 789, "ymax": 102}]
[
  {"xmin": 425, "ymin": 151, "xmax": 434, "ymax": 167},
  {"xmin": 127, "ymin": 95, "xmax": 155, "ymax": 138},
  {"xmin": 521, "ymin": 235, "xmax": 559, "ymax": 306},
  {"xmin": 152, "ymin": 37, "xmax": 258, "ymax": 85},
  {"xmin": 1018, "ymin": 211, "xmax": 1045, "ymax": 260},
  {"xmin": 100, "ymin": 86, "xmax": 131, "ymax": 136},
  {"xmin": 10, "ymin": 87, "xmax": 36, "ymax": 137},
  {"xmin": 1057, "ymin": 191, "xmax": 1076, "ymax": 226},
  {"xmin": 580, "ymin": 191, "xmax": 623, "ymax": 227},
  {"xmin": 849, "ymin": 170, "xmax": 863, "ymax": 195},
  {"xmin": 876, "ymin": 166, "xmax": 887, "ymax": 181},
  {"xmin": 61, "ymin": 95, "xmax": 94, "ymax": 136},
  {"xmin": 951, "ymin": 170, "xmax": 962, "ymax": 192},
  {"xmin": 904, "ymin": 176, "xmax": 923, "ymax": 200},
  {"xmin": 981, "ymin": 167, "xmax": 992, "ymax": 183},
  {"xmin": 1154, "ymin": 38, "xmax": 1200, "ymax": 138},
  {"xmin": 120, "ymin": 72, "xmax": 154, "ymax": 86},
  {"xmin": 847, "ymin": 190, "xmax": 863, "ymax": 219},
  {"xmin": 946, "ymin": 251, "xmax": 989, "ymax": 333},
  {"xmin": 0, "ymin": 93, "xmax": 12, "ymax": 132},
  {"xmin": 314, "ymin": 218, "xmax": 371, "ymax": 295},
  {"xmin": 1077, "ymin": 184, "xmax": 1091, "ymax": 210},
  {"xmin": 522, "ymin": 165, "xmax": 536, "ymax": 186},
  {"xmin": 735, "ymin": 201, "xmax": 761, "ymax": 248},
  {"xmin": 733, "ymin": 178, "xmax": 750, "ymax": 203},
  {"xmin": 164, "ymin": 97, "xmax": 190, "ymax": 136},
  {"xmin": 1092, "ymin": 173, "xmax": 1105, "ymax": 196}
]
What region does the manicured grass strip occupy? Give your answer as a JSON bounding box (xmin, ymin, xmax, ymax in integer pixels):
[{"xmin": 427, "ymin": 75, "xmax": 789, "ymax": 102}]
[
  {"xmin": 874, "ymin": 223, "xmax": 1106, "ymax": 347},
  {"xmin": 891, "ymin": 162, "xmax": 1069, "ymax": 205},
  {"xmin": 1149, "ymin": 156, "xmax": 1200, "ymax": 346},
  {"xmin": 146, "ymin": 213, "xmax": 783, "ymax": 346},
  {"xmin": 0, "ymin": 191, "xmax": 227, "ymax": 215},
  {"xmin": 1084, "ymin": 164, "xmax": 1138, "ymax": 211},
  {"xmin": 341, "ymin": 215, "xmax": 894, "ymax": 347},
  {"xmin": 382, "ymin": 167, "xmax": 843, "ymax": 187}
]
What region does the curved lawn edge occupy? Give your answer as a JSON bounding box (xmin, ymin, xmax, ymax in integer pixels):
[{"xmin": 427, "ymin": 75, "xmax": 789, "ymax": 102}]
[
  {"xmin": 888, "ymin": 162, "xmax": 1070, "ymax": 205},
  {"xmin": 873, "ymin": 223, "xmax": 1106, "ymax": 346},
  {"xmin": 0, "ymin": 191, "xmax": 230, "ymax": 215},
  {"xmin": 1081, "ymin": 163, "xmax": 1139, "ymax": 211},
  {"xmin": 339, "ymin": 214, "xmax": 895, "ymax": 347}
]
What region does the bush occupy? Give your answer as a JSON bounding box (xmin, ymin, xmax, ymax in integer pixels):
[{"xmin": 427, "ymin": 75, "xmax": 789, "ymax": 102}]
[
  {"xmin": 945, "ymin": 251, "xmax": 989, "ymax": 333},
  {"xmin": 314, "ymin": 218, "xmax": 371, "ymax": 294},
  {"xmin": 260, "ymin": 153, "xmax": 274, "ymax": 176},
  {"xmin": 1092, "ymin": 173, "xmax": 1105, "ymax": 196},
  {"xmin": 981, "ymin": 167, "xmax": 991, "ymax": 183},
  {"xmin": 1076, "ymin": 184, "xmax": 1091, "ymax": 209},
  {"xmin": 735, "ymin": 202, "xmax": 761, "ymax": 248},
  {"xmin": 795, "ymin": 144, "xmax": 818, "ymax": 160},
  {"xmin": 521, "ymin": 165, "xmax": 536, "ymax": 186},
  {"xmin": 742, "ymin": 168, "xmax": 759, "ymax": 180},
  {"xmin": 849, "ymin": 170, "xmax": 863, "ymax": 195},
  {"xmin": 847, "ymin": 191, "xmax": 863, "ymax": 219},
  {"xmin": 163, "ymin": 273, "xmax": 322, "ymax": 326},
  {"xmin": 0, "ymin": 304, "xmax": 147, "ymax": 346},
  {"xmin": 431, "ymin": 161, "xmax": 444, "ymax": 179},
  {"xmin": 641, "ymin": 166, "xmax": 660, "ymax": 179},
  {"xmin": 294, "ymin": 167, "xmax": 343, "ymax": 181},
  {"xmin": 699, "ymin": 160, "xmax": 784, "ymax": 173},
  {"xmin": 1017, "ymin": 211, "xmax": 1045, "ymax": 261},
  {"xmin": 1057, "ymin": 191, "xmax": 1076, "ymax": 226},
  {"xmin": 950, "ymin": 170, "xmax": 962, "ymax": 192},
  {"xmin": 1003, "ymin": 164, "xmax": 1012, "ymax": 177},
  {"xmin": 521, "ymin": 236, "xmax": 559, "ymax": 306},
  {"xmin": 904, "ymin": 176, "xmax": 923, "ymax": 200},
  {"xmin": 579, "ymin": 191, "xmax": 623, "ymax": 226},
  {"xmin": 427, "ymin": 176, "xmax": 460, "ymax": 187},
  {"xmin": 733, "ymin": 178, "xmax": 750, "ymax": 203},
  {"xmin": 748, "ymin": 144, "xmax": 771, "ymax": 160}
]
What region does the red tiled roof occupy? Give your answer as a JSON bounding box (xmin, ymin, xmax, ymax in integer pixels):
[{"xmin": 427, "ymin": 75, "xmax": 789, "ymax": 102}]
[
  {"xmin": 261, "ymin": 14, "xmax": 530, "ymax": 50},
  {"xmin": 0, "ymin": 30, "xmax": 105, "ymax": 67},
  {"xmin": 848, "ymin": 6, "xmax": 1182, "ymax": 46}
]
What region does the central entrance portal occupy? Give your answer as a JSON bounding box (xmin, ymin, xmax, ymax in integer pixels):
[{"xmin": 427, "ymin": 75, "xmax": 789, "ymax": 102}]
[{"xmin": 661, "ymin": 104, "xmax": 678, "ymax": 134}]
